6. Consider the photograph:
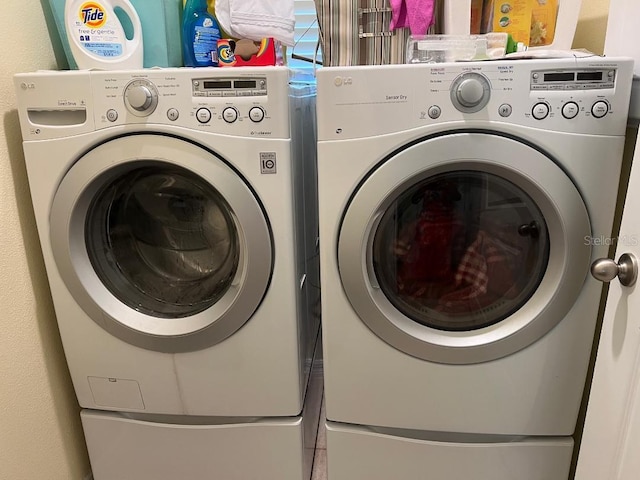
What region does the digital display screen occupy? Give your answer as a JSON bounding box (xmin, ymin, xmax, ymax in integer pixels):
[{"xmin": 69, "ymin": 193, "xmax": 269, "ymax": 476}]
[
  {"xmin": 544, "ymin": 72, "xmax": 575, "ymax": 82},
  {"xmin": 234, "ymin": 80, "xmax": 257, "ymax": 89},
  {"xmin": 577, "ymin": 71, "xmax": 604, "ymax": 81},
  {"xmin": 203, "ymin": 80, "xmax": 232, "ymax": 89}
]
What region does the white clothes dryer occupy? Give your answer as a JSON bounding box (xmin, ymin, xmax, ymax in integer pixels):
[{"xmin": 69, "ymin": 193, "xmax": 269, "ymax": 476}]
[
  {"xmin": 15, "ymin": 67, "xmax": 321, "ymax": 479},
  {"xmin": 316, "ymin": 57, "xmax": 633, "ymax": 479}
]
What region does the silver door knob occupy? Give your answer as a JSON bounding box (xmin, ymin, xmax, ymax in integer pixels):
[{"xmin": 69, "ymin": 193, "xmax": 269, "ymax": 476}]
[{"xmin": 590, "ymin": 253, "xmax": 638, "ymax": 287}]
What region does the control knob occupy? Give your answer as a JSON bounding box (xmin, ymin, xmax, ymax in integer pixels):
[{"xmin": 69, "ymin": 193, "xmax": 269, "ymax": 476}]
[
  {"xmin": 450, "ymin": 72, "xmax": 491, "ymax": 113},
  {"xmin": 124, "ymin": 80, "xmax": 159, "ymax": 116}
]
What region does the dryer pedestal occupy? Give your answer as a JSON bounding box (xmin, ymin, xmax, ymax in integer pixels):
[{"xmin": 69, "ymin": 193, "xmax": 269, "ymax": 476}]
[{"xmin": 326, "ymin": 422, "xmax": 573, "ymax": 480}]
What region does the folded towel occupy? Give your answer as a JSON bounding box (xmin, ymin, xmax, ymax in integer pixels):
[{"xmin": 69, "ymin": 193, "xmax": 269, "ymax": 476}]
[
  {"xmin": 215, "ymin": 0, "xmax": 238, "ymax": 39},
  {"xmin": 390, "ymin": 0, "xmax": 436, "ymax": 36},
  {"xmin": 216, "ymin": 0, "xmax": 296, "ymax": 46}
]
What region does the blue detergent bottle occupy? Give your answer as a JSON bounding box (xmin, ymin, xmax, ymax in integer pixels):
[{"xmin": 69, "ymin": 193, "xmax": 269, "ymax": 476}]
[{"xmin": 182, "ymin": 0, "xmax": 221, "ymax": 66}]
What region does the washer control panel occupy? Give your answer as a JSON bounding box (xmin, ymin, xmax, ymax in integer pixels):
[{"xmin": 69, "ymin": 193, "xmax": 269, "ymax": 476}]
[
  {"xmin": 96, "ymin": 70, "xmax": 287, "ymax": 137},
  {"xmin": 316, "ymin": 57, "xmax": 634, "ymax": 140},
  {"xmin": 11, "ymin": 68, "xmax": 290, "ymax": 141}
]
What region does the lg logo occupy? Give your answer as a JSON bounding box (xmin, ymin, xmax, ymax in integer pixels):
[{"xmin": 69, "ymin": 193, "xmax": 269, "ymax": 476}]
[
  {"xmin": 20, "ymin": 82, "xmax": 35, "ymax": 90},
  {"xmin": 333, "ymin": 76, "xmax": 353, "ymax": 87}
]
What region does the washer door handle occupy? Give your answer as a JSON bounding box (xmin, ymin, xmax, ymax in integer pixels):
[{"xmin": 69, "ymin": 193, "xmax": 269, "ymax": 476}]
[{"xmin": 591, "ymin": 253, "xmax": 638, "ymax": 287}]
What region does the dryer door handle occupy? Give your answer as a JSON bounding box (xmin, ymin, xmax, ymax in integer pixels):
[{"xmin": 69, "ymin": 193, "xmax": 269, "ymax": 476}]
[{"xmin": 591, "ymin": 253, "xmax": 638, "ymax": 287}]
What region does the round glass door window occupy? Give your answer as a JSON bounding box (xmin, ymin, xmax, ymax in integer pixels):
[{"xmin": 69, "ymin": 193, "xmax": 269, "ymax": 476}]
[
  {"xmin": 85, "ymin": 163, "xmax": 240, "ymax": 319},
  {"xmin": 372, "ymin": 171, "xmax": 550, "ymax": 331}
]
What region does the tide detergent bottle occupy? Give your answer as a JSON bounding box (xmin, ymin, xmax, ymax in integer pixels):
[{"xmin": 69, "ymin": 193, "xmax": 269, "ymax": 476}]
[
  {"xmin": 182, "ymin": 0, "xmax": 221, "ymax": 67},
  {"xmin": 65, "ymin": 0, "xmax": 143, "ymax": 70}
]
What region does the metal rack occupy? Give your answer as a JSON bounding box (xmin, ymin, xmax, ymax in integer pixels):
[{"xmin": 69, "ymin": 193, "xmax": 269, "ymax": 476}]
[{"xmin": 314, "ymin": 0, "xmax": 413, "ymax": 66}]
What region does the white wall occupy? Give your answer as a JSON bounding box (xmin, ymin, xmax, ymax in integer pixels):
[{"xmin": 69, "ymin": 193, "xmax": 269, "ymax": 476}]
[
  {"xmin": 0, "ymin": 1, "xmax": 90, "ymax": 479},
  {"xmin": 0, "ymin": 1, "xmax": 613, "ymax": 479},
  {"xmin": 573, "ymin": 0, "xmax": 611, "ymax": 54}
]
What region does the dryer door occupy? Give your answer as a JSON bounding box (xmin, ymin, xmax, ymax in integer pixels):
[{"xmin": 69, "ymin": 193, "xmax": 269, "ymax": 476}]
[
  {"xmin": 50, "ymin": 134, "xmax": 273, "ymax": 353},
  {"xmin": 338, "ymin": 132, "xmax": 591, "ymax": 364}
]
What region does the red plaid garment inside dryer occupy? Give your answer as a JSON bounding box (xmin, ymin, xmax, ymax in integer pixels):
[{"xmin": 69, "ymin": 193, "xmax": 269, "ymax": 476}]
[
  {"xmin": 438, "ymin": 231, "xmax": 516, "ymax": 313},
  {"xmin": 455, "ymin": 232, "xmax": 494, "ymax": 297}
]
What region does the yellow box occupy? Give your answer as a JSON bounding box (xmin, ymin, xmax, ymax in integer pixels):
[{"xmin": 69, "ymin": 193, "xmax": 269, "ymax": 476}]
[
  {"xmin": 492, "ymin": 0, "xmax": 533, "ymax": 46},
  {"xmin": 530, "ymin": 0, "xmax": 558, "ymax": 47}
]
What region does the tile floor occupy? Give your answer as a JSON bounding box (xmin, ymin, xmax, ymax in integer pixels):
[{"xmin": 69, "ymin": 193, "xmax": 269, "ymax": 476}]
[{"xmin": 311, "ymin": 396, "xmax": 327, "ymax": 480}]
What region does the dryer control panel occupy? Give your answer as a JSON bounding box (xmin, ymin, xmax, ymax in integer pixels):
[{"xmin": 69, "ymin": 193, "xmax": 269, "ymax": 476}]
[
  {"xmin": 316, "ymin": 57, "xmax": 634, "ymax": 141},
  {"xmin": 14, "ymin": 67, "xmax": 292, "ymax": 141},
  {"xmin": 530, "ymin": 68, "xmax": 616, "ymax": 90}
]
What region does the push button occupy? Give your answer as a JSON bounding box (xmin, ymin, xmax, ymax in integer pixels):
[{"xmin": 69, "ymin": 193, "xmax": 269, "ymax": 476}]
[
  {"xmin": 167, "ymin": 108, "xmax": 179, "ymax": 121},
  {"xmin": 498, "ymin": 104, "xmax": 512, "ymax": 117},
  {"xmin": 223, "ymin": 107, "xmax": 238, "ymax": 123},
  {"xmin": 106, "ymin": 109, "xmax": 118, "ymax": 122},
  {"xmin": 562, "ymin": 102, "xmax": 579, "ymax": 119},
  {"xmin": 249, "ymin": 107, "xmax": 265, "ymax": 123},
  {"xmin": 428, "ymin": 105, "xmax": 441, "ymax": 119},
  {"xmin": 591, "ymin": 101, "xmax": 609, "ymax": 118},
  {"xmin": 532, "ymin": 102, "xmax": 550, "ymax": 120},
  {"xmin": 196, "ymin": 108, "xmax": 211, "ymax": 123}
]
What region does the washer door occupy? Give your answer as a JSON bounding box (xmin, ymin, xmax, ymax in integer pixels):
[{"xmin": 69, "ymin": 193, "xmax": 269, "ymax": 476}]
[
  {"xmin": 50, "ymin": 134, "xmax": 273, "ymax": 353},
  {"xmin": 339, "ymin": 132, "xmax": 592, "ymax": 364}
]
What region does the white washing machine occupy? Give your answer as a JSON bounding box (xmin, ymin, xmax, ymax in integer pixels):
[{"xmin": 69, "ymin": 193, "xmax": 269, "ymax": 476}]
[
  {"xmin": 316, "ymin": 57, "xmax": 633, "ymax": 479},
  {"xmin": 15, "ymin": 67, "xmax": 321, "ymax": 479}
]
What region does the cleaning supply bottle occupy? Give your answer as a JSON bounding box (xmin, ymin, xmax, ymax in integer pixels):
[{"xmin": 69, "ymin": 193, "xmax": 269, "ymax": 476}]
[
  {"xmin": 65, "ymin": 0, "xmax": 143, "ymax": 70},
  {"xmin": 182, "ymin": 0, "xmax": 221, "ymax": 67}
]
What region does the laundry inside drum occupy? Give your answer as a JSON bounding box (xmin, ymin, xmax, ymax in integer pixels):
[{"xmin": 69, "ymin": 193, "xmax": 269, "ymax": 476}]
[{"xmin": 372, "ymin": 171, "xmax": 550, "ymax": 331}]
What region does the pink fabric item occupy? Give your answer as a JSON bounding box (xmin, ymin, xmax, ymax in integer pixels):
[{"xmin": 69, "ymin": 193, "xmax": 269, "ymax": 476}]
[{"xmin": 390, "ymin": 0, "xmax": 436, "ymax": 36}]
